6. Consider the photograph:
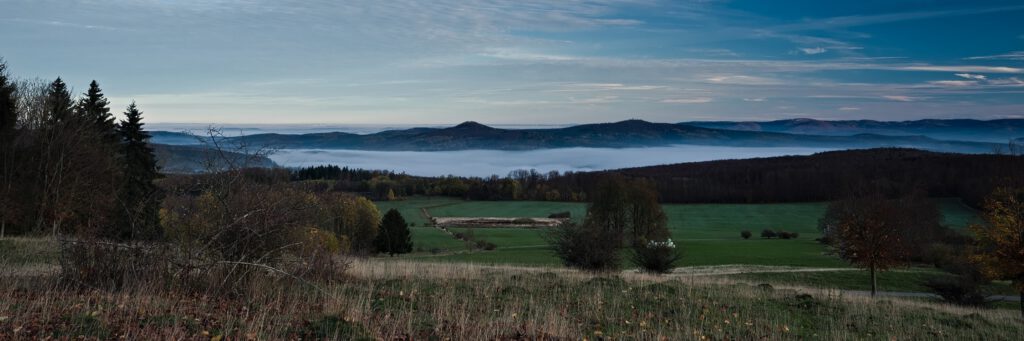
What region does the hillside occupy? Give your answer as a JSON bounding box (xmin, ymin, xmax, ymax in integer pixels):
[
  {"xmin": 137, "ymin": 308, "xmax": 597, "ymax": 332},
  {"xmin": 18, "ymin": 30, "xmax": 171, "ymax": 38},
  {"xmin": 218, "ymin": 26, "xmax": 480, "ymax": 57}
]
[
  {"xmin": 152, "ymin": 144, "xmax": 277, "ymax": 174},
  {"xmin": 152, "ymin": 120, "xmax": 1000, "ymax": 153},
  {"xmin": 539, "ymin": 148, "xmax": 1024, "ymax": 205},
  {"xmin": 683, "ymin": 118, "xmax": 1024, "ymax": 143}
]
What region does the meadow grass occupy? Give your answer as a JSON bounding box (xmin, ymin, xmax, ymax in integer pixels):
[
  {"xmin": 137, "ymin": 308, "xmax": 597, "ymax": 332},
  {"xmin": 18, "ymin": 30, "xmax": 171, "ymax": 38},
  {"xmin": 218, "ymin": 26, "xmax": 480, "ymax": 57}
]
[
  {"xmin": 2, "ymin": 244, "xmax": 1021, "ymax": 340},
  {"xmin": 380, "ymin": 197, "xmax": 980, "ymax": 267}
]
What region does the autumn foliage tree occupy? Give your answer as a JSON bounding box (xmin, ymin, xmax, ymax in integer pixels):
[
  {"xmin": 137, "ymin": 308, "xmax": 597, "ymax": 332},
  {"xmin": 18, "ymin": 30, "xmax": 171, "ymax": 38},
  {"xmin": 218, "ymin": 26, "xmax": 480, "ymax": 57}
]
[
  {"xmin": 970, "ymin": 187, "xmax": 1024, "ymax": 318},
  {"xmin": 822, "ymin": 190, "xmax": 941, "ymax": 295}
]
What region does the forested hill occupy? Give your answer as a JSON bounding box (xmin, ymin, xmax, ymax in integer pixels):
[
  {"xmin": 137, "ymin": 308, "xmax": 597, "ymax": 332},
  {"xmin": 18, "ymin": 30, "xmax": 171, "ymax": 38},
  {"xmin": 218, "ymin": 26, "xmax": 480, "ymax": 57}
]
[
  {"xmin": 683, "ymin": 118, "xmax": 1024, "ymax": 143},
  {"xmin": 544, "ymin": 148, "xmax": 1024, "ymax": 206},
  {"xmin": 152, "ymin": 119, "xmax": 1001, "ymax": 153}
]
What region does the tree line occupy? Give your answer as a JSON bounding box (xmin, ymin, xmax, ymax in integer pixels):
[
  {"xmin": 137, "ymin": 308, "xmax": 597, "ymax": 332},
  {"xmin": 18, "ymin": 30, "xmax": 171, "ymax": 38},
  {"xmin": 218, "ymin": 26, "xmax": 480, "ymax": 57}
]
[
  {"xmin": 0, "ymin": 59, "xmax": 160, "ymax": 240},
  {"xmin": 291, "ymin": 149, "xmax": 1024, "ymax": 208}
]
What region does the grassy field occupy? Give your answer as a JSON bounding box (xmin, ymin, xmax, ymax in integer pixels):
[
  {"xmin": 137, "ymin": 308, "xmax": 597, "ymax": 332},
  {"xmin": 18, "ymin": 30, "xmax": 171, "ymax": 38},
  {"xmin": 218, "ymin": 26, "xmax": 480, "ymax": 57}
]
[
  {"xmin": 376, "ymin": 197, "xmax": 982, "ymax": 269},
  {"xmin": 2, "ymin": 240, "xmax": 1021, "ymax": 339}
]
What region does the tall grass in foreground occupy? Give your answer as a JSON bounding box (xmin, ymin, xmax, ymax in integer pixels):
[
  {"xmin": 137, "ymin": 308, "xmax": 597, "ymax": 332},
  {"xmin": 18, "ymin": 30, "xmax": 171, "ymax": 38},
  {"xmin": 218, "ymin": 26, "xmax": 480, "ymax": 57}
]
[{"xmin": 1, "ymin": 239, "xmax": 1022, "ymax": 339}]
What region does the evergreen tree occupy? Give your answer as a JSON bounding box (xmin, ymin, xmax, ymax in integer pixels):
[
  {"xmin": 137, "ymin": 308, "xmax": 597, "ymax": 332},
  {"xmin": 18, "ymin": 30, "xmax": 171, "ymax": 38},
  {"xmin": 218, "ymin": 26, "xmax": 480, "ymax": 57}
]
[
  {"xmin": 374, "ymin": 209, "xmax": 412, "ymax": 256},
  {"xmin": 0, "ymin": 59, "xmax": 17, "ymax": 239},
  {"xmin": 0, "ymin": 60, "xmax": 16, "ymax": 136},
  {"xmin": 77, "ymin": 80, "xmax": 118, "ymax": 143},
  {"xmin": 46, "ymin": 78, "xmax": 74, "ymax": 124},
  {"xmin": 116, "ymin": 102, "xmax": 162, "ymax": 241}
]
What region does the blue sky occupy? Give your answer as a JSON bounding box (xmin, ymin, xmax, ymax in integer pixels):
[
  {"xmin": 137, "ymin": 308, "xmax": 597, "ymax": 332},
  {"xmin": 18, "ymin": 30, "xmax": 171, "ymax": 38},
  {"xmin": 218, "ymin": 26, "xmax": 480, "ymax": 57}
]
[{"xmin": 2, "ymin": 0, "xmax": 1023, "ymax": 124}]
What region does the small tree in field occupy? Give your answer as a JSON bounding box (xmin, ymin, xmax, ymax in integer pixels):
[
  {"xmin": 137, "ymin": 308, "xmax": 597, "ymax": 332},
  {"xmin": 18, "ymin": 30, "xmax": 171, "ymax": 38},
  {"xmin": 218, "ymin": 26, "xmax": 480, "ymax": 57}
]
[
  {"xmin": 374, "ymin": 209, "xmax": 412, "ymax": 256},
  {"xmin": 760, "ymin": 229, "xmax": 776, "ymax": 239},
  {"xmin": 825, "ymin": 192, "xmax": 938, "ymax": 296},
  {"xmin": 741, "ymin": 230, "xmax": 752, "ymax": 239},
  {"xmin": 970, "ymin": 187, "xmax": 1024, "ymax": 318}
]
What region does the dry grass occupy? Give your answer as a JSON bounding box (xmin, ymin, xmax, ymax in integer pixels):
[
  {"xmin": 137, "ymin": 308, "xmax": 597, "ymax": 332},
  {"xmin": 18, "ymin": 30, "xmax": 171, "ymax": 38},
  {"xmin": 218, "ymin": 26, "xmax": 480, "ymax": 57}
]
[{"xmin": 1, "ymin": 237, "xmax": 1022, "ymax": 339}]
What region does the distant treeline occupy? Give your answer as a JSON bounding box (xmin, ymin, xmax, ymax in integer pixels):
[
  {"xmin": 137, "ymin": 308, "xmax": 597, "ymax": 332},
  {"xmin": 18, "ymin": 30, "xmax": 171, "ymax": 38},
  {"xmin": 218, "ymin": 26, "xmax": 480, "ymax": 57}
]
[{"xmin": 290, "ymin": 148, "xmax": 1024, "ymax": 207}]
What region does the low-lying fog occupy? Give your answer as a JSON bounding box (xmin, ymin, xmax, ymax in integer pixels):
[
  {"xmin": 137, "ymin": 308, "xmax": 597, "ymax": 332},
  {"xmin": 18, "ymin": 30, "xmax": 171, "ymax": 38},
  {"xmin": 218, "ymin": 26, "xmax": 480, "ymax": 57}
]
[{"xmin": 269, "ymin": 146, "xmax": 832, "ymax": 177}]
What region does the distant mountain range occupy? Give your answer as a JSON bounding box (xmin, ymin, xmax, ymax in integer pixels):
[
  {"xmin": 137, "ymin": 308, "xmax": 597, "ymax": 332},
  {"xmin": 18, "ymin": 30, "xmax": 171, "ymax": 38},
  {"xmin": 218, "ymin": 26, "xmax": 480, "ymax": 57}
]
[
  {"xmin": 151, "ymin": 119, "xmax": 1007, "ymax": 154},
  {"xmin": 683, "ymin": 118, "xmax": 1024, "ymax": 143}
]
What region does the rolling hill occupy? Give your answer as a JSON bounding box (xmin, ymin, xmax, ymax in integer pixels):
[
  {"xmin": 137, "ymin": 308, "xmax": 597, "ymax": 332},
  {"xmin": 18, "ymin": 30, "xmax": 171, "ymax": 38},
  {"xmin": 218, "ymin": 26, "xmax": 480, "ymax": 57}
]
[
  {"xmin": 683, "ymin": 118, "xmax": 1024, "ymax": 143},
  {"xmin": 151, "ymin": 119, "xmax": 1001, "ymax": 153}
]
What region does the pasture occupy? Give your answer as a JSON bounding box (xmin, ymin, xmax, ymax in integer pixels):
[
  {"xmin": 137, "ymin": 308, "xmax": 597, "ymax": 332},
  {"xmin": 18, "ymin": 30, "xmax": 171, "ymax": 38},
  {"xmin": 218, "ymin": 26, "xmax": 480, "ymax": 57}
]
[{"xmin": 375, "ymin": 197, "xmax": 983, "ymax": 268}]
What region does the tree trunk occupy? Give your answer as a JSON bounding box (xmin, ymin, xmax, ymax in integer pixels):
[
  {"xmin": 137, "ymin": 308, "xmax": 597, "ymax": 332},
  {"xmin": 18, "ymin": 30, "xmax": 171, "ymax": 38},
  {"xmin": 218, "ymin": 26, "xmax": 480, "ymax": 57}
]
[
  {"xmin": 1019, "ymin": 290, "xmax": 1023, "ymax": 320},
  {"xmin": 870, "ymin": 266, "xmax": 877, "ymax": 296}
]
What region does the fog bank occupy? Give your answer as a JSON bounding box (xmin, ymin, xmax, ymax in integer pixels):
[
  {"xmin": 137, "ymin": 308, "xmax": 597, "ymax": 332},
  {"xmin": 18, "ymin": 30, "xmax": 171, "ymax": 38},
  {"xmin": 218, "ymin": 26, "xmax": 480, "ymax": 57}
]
[{"xmin": 269, "ymin": 146, "xmax": 832, "ymax": 177}]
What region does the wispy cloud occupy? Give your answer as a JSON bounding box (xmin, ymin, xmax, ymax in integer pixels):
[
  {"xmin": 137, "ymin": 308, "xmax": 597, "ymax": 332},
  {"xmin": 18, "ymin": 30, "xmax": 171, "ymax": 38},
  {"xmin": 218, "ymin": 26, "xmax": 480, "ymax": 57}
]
[
  {"xmin": 705, "ymin": 75, "xmax": 780, "ymax": 85},
  {"xmin": 898, "ymin": 65, "xmax": 1023, "ymax": 73},
  {"xmin": 661, "ymin": 97, "xmax": 713, "ymax": 104},
  {"xmin": 838, "ymin": 107, "xmax": 861, "ymax": 111},
  {"xmin": 798, "ymin": 47, "xmax": 827, "ymax": 55},
  {"xmin": 954, "ymin": 73, "xmax": 986, "ymax": 80},
  {"xmin": 882, "ymin": 95, "xmax": 919, "ymax": 102},
  {"xmin": 965, "ymin": 51, "xmax": 1024, "ymax": 61},
  {"xmin": 929, "ymin": 80, "xmax": 979, "ymax": 87}
]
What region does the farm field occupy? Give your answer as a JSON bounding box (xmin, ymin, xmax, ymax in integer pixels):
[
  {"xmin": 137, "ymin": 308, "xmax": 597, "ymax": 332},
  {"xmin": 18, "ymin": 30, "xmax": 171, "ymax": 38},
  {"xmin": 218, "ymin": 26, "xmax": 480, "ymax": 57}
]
[{"xmin": 376, "ymin": 197, "xmax": 982, "ymax": 269}]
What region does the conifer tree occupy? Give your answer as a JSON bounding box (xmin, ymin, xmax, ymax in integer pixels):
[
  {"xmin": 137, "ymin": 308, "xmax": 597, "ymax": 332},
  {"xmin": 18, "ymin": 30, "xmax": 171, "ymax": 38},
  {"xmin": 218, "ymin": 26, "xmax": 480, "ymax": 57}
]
[
  {"xmin": 46, "ymin": 78, "xmax": 74, "ymax": 124},
  {"xmin": 374, "ymin": 209, "xmax": 412, "ymax": 256},
  {"xmin": 77, "ymin": 80, "xmax": 118, "ymax": 143},
  {"xmin": 0, "ymin": 60, "xmax": 16, "ymax": 136},
  {"xmin": 0, "ymin": 60, "xmax": 17, "ymax": 239},
  {"xmin": 116, "ymin": 102, "xmax": 162, "ymax": 240}
]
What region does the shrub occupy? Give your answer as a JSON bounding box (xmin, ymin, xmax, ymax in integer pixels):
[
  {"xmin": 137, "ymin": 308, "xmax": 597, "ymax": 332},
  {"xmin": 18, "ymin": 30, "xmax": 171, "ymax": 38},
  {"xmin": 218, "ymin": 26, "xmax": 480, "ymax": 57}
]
[
  {"xmin": 740, "ymin": 230, "xmax": 752, "ymax": 239},
  {"xmin": 791, "ymin": 232, "xmax": 799, "ymax": 239},
  {"xmin": 924, "ymin": 277, "xmax": 991, "ymax": 307},
  {"xmin": 778, "ymin": 231, "xmax": 792, "ymax": 239},
  {"xmin": 547, "ymin": 222, "xmax": 621, "ymax": 272},
  {"xmin": 631, "ymin": 239, "xmax": 681, "ymax": 274},
  {"xmin": 58, "ymin": 239, "xmax": 168, "ymax": 290},
  {"xmin": 761, "ymin": 229, "xmax": 777, "ymax": 239},
  {"xmin": 475, "ymin": 240, "xmax": 497, "ymax": 251}
]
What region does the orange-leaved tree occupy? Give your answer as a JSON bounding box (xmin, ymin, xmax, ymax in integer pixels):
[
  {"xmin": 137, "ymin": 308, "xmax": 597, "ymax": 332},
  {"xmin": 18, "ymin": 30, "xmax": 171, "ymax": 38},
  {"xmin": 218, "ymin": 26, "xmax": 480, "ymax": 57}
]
[{"xmin": 970, "ymin": 187, "xmax": 1024, "ymax": 319}]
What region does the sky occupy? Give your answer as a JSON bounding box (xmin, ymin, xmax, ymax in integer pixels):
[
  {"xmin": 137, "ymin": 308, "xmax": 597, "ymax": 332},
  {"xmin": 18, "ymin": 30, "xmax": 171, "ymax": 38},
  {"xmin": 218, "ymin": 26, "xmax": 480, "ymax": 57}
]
[{"xmin": 2, "ymin": 0, "xmax": 1024, "ymax": 124}]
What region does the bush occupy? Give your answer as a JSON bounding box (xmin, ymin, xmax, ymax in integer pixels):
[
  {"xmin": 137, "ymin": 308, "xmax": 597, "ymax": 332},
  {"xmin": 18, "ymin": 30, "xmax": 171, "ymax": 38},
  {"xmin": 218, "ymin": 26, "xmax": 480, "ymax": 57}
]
[
  {"xmin": 631, "ymin": 239, "xmax": 681, "ymax": 274},
  {"xmin": 778, "ymin": 231, "xmax": 792, "ymax": 239},
  {"xmin": 761, "ymin": 229, "xmax": 777, "ymax": 239},
  {"xmin": 924, "ymin": 277, "xmax": 991, "ymax": 307},
  {"xmin": 58, "ymin": 239, "xmax": 168, "ymax": 290},
  {"xmin": 475, "ymin": 240, "xmax": 497, "ymax": 251},
  {"xmin": 791, "ymin": 232, "xmax": 799, "ymax": 239},
  {"xmin": 547, "ymin": 222, "xmax": 621, "ymax": 272},
  {"xmin": 740, "ymin": 230, "xmax": 752, "ymax": 239}
]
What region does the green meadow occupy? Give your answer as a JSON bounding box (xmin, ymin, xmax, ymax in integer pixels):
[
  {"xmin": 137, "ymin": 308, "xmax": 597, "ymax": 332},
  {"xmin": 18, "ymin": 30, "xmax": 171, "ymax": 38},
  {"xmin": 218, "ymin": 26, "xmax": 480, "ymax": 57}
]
[{"xmin": 376, "ymin": 197, "xmax": 982, "ymax": 268}]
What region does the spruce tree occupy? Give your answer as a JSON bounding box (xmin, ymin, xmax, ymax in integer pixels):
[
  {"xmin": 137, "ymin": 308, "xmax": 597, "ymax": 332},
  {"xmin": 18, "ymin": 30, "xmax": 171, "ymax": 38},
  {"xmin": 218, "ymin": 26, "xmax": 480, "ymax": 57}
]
[
  {"xmin": 0, "ymin": 60, "xmax": 16, "ymax": 136},
  {"xmin": 116, "ymin": 102, "xmax": 162, "ymax": 241},
  {"xmin": 374, "ymin": 209, "xmax": 413, "ymax": 256},
  {"xmin": 77, "ymin": 80, "xmax": 118, "ymax": 143},
  {"xmin": 0, "ymin": 59, "xmax": 17, "ymax": 239},
  {"xmin": 46, "ymin": 78, "xmax": 74, "ymax": 124}
]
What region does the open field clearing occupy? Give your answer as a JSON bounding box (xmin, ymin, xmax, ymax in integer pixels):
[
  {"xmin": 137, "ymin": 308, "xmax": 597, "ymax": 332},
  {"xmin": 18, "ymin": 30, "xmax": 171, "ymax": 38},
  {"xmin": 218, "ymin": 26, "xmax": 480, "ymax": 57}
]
[
  {"xmin": 432, "ymin": 217, "xmax": 568, "ymax": 228},
  {"xmin": 377, "ymin": 197, "xmax": 982, "ymax": 268},
  {"xmin": 2, "ymin": 239, "xmax": 1021, "ymax": 339}
]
